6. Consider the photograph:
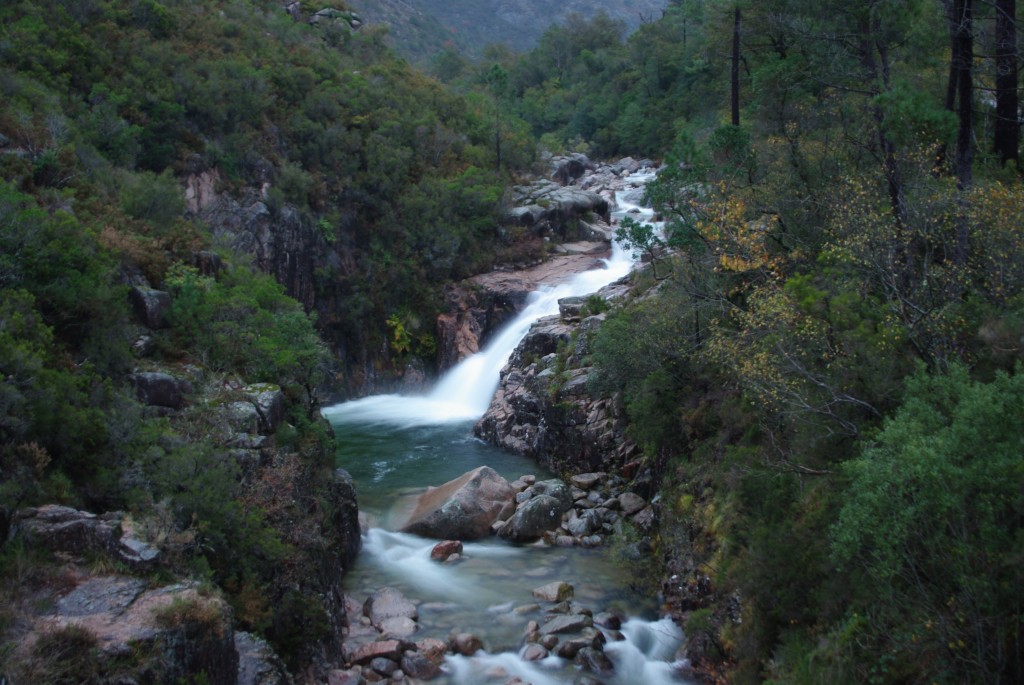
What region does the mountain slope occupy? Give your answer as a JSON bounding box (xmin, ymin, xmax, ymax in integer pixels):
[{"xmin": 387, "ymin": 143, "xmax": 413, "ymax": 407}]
[{"xmin": 349, "ymin": 0, "xmax": 667, "ymax": 61}]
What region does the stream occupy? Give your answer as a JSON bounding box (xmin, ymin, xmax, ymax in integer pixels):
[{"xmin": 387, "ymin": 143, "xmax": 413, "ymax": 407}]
[{"xmin": 322, "ymin": 171, "xmax": 693, "ymax": 685}]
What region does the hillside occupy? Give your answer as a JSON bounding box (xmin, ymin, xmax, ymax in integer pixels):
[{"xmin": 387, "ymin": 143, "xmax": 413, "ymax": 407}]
[{"xmin": 348, "ymin": 0, "xmax": 667, "ymax": 61}]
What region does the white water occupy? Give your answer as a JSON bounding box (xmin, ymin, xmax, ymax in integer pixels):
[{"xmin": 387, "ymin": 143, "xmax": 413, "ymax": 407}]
[
  {"xmin": 358, "ymin": 528, "xmax": 691, "ymax": 685},
  {"xmin": 322, "ymin": 169, "xmax": 658, "ymax": 428}
]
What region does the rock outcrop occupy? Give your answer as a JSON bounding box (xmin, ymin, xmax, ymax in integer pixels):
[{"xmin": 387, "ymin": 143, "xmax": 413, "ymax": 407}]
[
  {"xmin": 12, "ymin": 575, "xmax": 237, "ymax": 685},
  {"xmin": 474, "ymin": 294, "xmax": 640, "ymax": 476}
]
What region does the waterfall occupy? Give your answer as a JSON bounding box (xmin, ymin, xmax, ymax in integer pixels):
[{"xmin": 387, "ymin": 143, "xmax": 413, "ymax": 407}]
[{"xmin": 322, "ymin": 169, "xmax": 657, "ymax": 428}]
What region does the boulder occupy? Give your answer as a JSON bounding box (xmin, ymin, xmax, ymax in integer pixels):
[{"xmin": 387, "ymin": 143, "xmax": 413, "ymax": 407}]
[
  {"xmin": 540, "ymin": 614, "xmax": 593, "ymax": 635},
  {"xmin": 129, "ymin": 286, "xmax": 171, "ymax": 329},
  {"xmin": 566, "ymin": 509, "xmax": 602, "ymax": 537},
  {"xmin": 396, "ymin": 466, "xmax": 515, "ymax": 540},
  {"xmin": 521, "ymin": 643, "xmax": 548, "ymax": 661},
  {"xmin": 451, "ymin": 632, "xmax": 483, "ymax": 656},
  {"xmin": 400, "ymin": 650, "xmax": 441, "ymax": 680},
  {"xmin": 131, "ymin": 371, "xmax": 194, "ymax": 410},
  {"xmin": 430, "ymin": 540, "xmax": 463, "ymax": 562},
  {"xmin": 575, "ymin": 647, "xmax": 615, "ymax": 676},
  {"xmin": 350, "ymin": 640, "xmax": 403, "ymax": 665},
  {"xmin": 618, "ymin": 492, "xmax": 647, "ymax": 516},
  {"xmin": 226, "ymin": 384, "xmax": 287, "ymax": 435},
  {"xmin": 552, "ymin": 153, "xmax": 596, "ymax": 186},
  {"xmin": 570, "ymin": 473, "xmax": 606, "ymax": 490},
  {"xmin": 497, "ymin": 494, "xmax": 567, "ymax": 542},
  {"xmin": 531, "ymin": 581, "xmax": 574, "ymax": 603},
  {"xmin": 363, "ymin": 587, "xmax": 418, "ymax": 628}
]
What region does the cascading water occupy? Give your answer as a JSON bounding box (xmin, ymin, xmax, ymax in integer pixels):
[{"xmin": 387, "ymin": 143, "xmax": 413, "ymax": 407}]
[{"xmin": 324, "ymin": 169, "xmax": 693, "ymax": 685}]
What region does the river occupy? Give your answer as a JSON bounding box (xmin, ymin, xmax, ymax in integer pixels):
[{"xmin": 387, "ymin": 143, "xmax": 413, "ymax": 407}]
[{"xmin": 322, "ymin": 170, "xmax": 693, "ymax": 685}]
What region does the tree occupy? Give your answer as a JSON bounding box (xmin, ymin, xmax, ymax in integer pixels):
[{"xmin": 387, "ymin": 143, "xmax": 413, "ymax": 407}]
[
  {"xmin": 485, "ymin": 63, "xmax": 508, "ymax": 171},
  {"xmin": 993, "ymin": 0, "xmax": 1019, "ymax": 168},
  {"xmin": 832, "ymin": 365, "xmax": 1024, "ymax": 684}
]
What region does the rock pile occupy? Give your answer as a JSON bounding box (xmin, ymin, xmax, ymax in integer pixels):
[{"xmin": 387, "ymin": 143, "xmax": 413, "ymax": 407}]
[
  {"xmin": 495, "ymin": 471, "xmax": 654, "ymax": 547},
  {"xmin": 338, "ymin": 580, "xmax": 664, "ymax": 684}
]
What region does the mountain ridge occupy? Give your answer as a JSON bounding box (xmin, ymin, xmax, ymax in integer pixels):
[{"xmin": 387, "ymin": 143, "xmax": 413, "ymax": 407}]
[{"xmin": 348, "ymin": 0, "xmax": 668, "ymax": 61}]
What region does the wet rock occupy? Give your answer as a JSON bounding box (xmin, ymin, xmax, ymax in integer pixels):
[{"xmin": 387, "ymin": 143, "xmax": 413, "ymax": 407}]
[
  {"xmin": 451, "ymin": 632, "xmax": 483, "ymax": 656},
  {"xmin": 414, "ymin": 637, "xmax": 448, "ymax": 664},
  {"xmin": 540, "ymin": 614, "xmax": 593, "ymax": 635},
  {"xmin": 554, "ymin": 637, "xmax": 593, "ymax": 659},
  {"xmin": 576, "ymin": 647, "xmax": 615, "ymax": 676},
  {"xmin": 363, "ymin": 587, "xmax": 418, "ymax": 628},
  {"xmin": 430, "ymin": 540, "xmax": 463, "ymax": 562},
  {"xmin": 514, "ymin": 603, "xmax": 541, "ymax": 614},
  {"xmin": 498, "ymin": 494, "xmax": 568, "ymax": 542},
  {"xmin": 236, "ymin": 631, "xmax": 292, "ymax": 685},
  {"xmin": 396, "ymin": 466, "xmax": 515, "ymax": 540},
  {"xmin": 131, "ymin": 371, "xmax": 194, "ymax": 410},
  {"xmin": 521, "ymin": 643, "xmax": 548, "ymax": 661},
  {"xmin": 532, "ymin": 581, "xmax": 574, "ymax": 603},
  {"xmin": 400, "ymin": 650, "xmax": 441, "ymax": 679},
  {"xmin": 593, "ymin": 612, "xmax": 622, "ymax": 630}
]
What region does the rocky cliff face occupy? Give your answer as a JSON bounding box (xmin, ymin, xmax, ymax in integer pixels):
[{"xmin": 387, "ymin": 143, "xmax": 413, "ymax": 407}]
[{"xmin": 473, "ymin": 282, "xmax": 641, "ymax": 477}]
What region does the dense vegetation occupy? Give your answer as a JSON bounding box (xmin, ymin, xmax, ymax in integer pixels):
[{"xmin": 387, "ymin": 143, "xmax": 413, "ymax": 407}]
[
  {"xmin": 1, "ymin": 0, "xmax": 1022, "ymax": 682},
  {"xmin": 0, "ymin": 0, "xmax": 533, "ymax": 674},
  {"xmin": 474, "ymin": 2, "xmax": 1023, "ymax": 683}
]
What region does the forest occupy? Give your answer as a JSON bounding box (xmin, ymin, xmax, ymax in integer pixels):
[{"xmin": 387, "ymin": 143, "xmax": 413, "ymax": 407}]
[{"xmin": 1, "ymin": 0, "xmax": 1022, "ymax": 683}]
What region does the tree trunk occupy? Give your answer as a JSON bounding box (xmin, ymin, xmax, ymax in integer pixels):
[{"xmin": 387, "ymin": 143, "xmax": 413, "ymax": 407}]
[
  {"xmin": 731, "ymin": 6, "xmax": 741, "ymax": 126},
  {"xmin": 953, "ymin": 0, "xmax": 974, "ymax": 266},
  {"xmin": 993, "ymin": 0, "xmax": 1018, "ymax": 168}
]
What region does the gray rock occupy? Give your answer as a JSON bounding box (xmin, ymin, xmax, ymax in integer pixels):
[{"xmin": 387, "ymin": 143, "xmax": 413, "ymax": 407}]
[
  {"xmin": 566, "ymin": 509, "xmax": 602, "ymax": 537},
  {"xmin": 632, "ymin": 506, "xmax": 656, "ymax": 532},
  {"xmin": 131, "ymin": 371, "xmax": 194, "ymax": 410},
  {"xmin": 34, "ymin": 577, "xmax": 237, "ymax": 684},
  {"xmin": 400, "ymin": 651, "xmax": 441, "ymax": 680},
  {"xmin": 225, "ymin": 384, "xmax": 287, "ymax": 436},
  {"xmin": 396, "ymin": 466, "xmax": 515, "ymax": 540},
  {"xmin": 363, "ymin": 587, "xmax": 418, "ymax": 628},
  {"xmin": 531, "ymin": 480, "xmax": 573, "ymax": 512},
  {"xmin": 498, "ymin": 494, "xmax": 568, "ymax": 542},
  {"xmin": 575, "ymin": 647, "xmax": 615, "ymax": 676},
  {"xmin": 570, "ymin": 473, "xmax": 606, "ymax": 490},
  {"xmin": 618, "ymin": 492, "xmax": 647, "ymax": 516},
  {"xmin": 129, "ymin": 286, "xmax": 171, "ymax": 329},
  {"xmin": 236, "ymin": 631, "xmax": 292, "ymax": 685},
  {"xmin": 540, "ymin": 614, "xmax": 593, "ymax": 635},
  {"xmin": 521, "ymin": 643, "xmax": 548, "ymax": 661},
  {"xmin": 532, "ymin": 581, "xmax": 574, "ymax": 603}
]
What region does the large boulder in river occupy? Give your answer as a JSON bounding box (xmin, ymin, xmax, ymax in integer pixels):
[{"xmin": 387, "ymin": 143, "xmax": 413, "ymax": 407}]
[{"xmin": 395, "ymin": 466, "xmax": 515, "ymax": 540}]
